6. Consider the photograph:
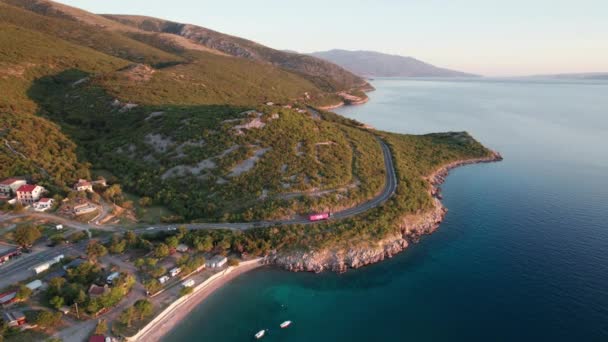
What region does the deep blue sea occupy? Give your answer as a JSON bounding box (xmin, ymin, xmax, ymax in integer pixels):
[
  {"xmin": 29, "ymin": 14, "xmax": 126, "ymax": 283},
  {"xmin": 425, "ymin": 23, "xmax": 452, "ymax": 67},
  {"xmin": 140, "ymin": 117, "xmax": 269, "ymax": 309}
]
[{"xmin": 165, "ymin": 78, "xmax": 608, "ymax": 341}]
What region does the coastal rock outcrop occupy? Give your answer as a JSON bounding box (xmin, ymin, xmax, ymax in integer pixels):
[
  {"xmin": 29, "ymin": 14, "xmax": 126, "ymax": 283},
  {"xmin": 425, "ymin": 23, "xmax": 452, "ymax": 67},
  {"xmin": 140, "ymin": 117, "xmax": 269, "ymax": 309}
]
[{"xmin": 267, "ymin": 151, "xmax": 502, "ymax": 273}]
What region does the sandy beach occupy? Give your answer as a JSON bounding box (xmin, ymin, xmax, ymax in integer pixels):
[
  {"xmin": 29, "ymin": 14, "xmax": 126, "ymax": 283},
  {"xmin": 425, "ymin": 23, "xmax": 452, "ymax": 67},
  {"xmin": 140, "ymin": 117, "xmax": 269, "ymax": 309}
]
[{"xmin": 130, "ymin": 259, "xmax": 264, "ymax": 342}]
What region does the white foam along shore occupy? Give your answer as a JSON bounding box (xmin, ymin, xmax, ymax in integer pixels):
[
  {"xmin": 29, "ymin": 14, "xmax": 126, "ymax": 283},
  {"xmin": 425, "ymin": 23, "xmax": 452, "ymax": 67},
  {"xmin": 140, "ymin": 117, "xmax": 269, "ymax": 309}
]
[{"xmin": 128, "ymin": 258, "xmax": 264, "ymax": 342}]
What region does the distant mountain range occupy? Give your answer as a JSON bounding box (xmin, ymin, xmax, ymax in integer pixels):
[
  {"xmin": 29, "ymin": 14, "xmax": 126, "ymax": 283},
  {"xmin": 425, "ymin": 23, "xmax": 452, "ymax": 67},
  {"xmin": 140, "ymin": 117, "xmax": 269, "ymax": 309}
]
[
  {"xmin": 526, "ymin": 72, "xmax": 608, "ymax": 80},
  {"xmin": 310, "ymin": 49, "xmax": 477, "ymax": 78}
]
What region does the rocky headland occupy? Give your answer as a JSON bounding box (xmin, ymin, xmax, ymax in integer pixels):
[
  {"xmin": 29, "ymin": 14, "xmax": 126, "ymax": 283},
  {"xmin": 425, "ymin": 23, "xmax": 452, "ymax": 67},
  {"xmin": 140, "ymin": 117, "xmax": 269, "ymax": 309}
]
[{"xmin": 267, "ymin": 151, "xmax": 503, "ymax": 273}]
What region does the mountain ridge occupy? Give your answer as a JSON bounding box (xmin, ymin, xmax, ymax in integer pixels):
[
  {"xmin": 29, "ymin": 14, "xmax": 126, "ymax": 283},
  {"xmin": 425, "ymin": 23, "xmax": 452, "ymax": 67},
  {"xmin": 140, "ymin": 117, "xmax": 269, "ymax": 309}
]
[{"xmin": 310, "ymin": 49, "xmax": 477, "ymax": 78}]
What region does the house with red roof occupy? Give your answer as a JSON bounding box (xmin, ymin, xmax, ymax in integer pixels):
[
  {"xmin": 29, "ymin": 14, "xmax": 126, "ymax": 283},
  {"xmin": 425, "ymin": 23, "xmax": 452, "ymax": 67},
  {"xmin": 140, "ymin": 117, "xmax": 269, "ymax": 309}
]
[
  {"xmin": 74, "ymin": 179, "xmax": 93, "ymax": 192},
  {"xmin": 16, "ymin": 184, "xmax": 45, "ymax": 205},
  {"xmin": 33, "ymin": 198, "xmax": 55, "ymax": 212},
  {"xmin": 0, "ymin": 178, "xmax": 26, "ymax": 197}
]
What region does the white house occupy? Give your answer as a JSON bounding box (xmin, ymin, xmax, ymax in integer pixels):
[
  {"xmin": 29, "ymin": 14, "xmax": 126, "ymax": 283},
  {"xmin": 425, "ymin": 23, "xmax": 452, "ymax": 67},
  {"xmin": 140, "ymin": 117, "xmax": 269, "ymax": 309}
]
[
  {"xmin": 16, "ymin": 184, "xmax": 45, "ymax": 205},
  {"xmin": 205, "ymin": 256, "xmax": 228, "ymax": 268},
  {"xmin": 176, "ymin": 244, "xmax": 189, "ymax": 253},
  {"xmin": 73, "ymin": 179, "xmax": 93, "ymax": 192},
  {"xmin": 33, "ymin": 198, "xmax": 54, "ymax": 212},
  {"xmin": 0, "ymin": 178, "xmax": 26, "ymax": 197}
]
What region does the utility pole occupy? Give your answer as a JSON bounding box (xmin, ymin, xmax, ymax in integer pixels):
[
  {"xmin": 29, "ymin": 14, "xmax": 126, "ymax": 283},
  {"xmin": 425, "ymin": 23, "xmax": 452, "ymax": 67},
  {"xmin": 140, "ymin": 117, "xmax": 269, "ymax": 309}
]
[{"xmin": 75, "ymin": 302, "xmax": 80, "ymax": 319}]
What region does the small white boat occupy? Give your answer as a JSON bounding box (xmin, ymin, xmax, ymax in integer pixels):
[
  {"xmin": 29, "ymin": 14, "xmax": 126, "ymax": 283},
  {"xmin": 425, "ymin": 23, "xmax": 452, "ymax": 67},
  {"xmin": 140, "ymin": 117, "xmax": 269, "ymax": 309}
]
[
  {"xmin": 254, "ymin": 330, "xmax": 266, "ymax": 339},
  {"xmin": 280, "ymin": 321, "xmax": 292, "ymax": 328}
]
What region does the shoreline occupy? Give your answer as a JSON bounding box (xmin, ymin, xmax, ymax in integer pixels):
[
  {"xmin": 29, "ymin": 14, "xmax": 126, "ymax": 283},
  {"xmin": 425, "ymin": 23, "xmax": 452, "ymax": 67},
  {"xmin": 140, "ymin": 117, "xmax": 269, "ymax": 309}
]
[
  {"xmin": 123, "ymin": 155, "xmax": 502, "ymax": 340},
  {"xmin": 268, "ymin": 151, "xmax": 503, "ymax": 273},
  {"xmin": 129, "ymin": 259, "xmax": 264, "ymax": 342}
]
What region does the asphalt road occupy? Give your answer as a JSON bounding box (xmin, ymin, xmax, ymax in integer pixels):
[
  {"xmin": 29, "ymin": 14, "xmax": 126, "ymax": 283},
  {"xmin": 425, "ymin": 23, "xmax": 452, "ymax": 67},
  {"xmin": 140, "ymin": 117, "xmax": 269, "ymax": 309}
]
[{"xmin": 0, "ymin": 137, "xmax": 397, "ymax": 285}]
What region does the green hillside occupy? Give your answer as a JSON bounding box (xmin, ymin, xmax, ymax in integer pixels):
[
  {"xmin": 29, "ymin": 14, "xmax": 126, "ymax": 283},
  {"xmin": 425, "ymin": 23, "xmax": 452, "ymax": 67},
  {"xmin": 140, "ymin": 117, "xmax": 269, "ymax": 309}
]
[{"xmin": 29, "ymin": 67, "xmax": 385, "ymax": 220}]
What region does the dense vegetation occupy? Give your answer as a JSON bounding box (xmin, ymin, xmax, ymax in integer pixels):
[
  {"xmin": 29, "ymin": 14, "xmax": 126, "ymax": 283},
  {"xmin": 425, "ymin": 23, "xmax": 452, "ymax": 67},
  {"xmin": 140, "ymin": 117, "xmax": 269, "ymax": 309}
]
[{"xmin": 29, "ymin": 68, "xmax": 385, "ymax": 220}]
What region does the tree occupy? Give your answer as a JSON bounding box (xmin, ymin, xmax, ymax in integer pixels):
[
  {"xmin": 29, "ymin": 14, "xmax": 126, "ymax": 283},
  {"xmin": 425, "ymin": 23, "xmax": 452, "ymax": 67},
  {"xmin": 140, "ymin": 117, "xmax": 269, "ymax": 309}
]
[
  {"xmin": 194, "ymin": 236, "xmax": 213, "ymax": 252},
  {"xmin": 94, "ymin": 319, "xmax": 107, "ymax": 335},
  {"xmin": 17, "ymin": 285, "xmax": 32, "ymax": 300},
  {"xmin": 165, "ymin": 236, "xmax": 179, "ymax": 249},
  {"xmin": 108, "ymin": 234, "xmax": 126, "ymax": 254},
  {"xmin": 14, "ymin": 223, "xmax": 42, "ymax": 247},
  {"xmin": 139, "ymin": 196, "xmax": 152, "ymax": 207},
  {"xmin": 12, "ymin": 202, "xmax": 24, "ymax": 213},
  {"xmin": 227, "ymin": 258, "xmax": 240, "ymax": 267},
  {"xmin": 49, "ymin": 296, "xmax": 64, "ymax": 310},
  {"xmin": 124, "ymin": 231, "xmax": 137, "ymax": 246},
  {"xmin": 180, "ymin": 286, "xmax": 193, "ymax": 297},
  {"xmin": 153, "ymin": 243, "xmax": 170, "ymax": 258},
  {"xmin": 104, "ymin": 184, "xmax": 123, "ymax": 204},
  {"xmin": 34, "ymin": 311, "xmax": 62, "ymax": 329},
  {"xmin": 119, "ymin": 307, "xmax": 136, "ymax": 328},
  {"xmin": 86, "ymin": 240, "xmax": 107, "ymax": 262},
  {"xmin": 143, "ymin": 279, "xmax": 161, "ymax": 295},
  {"xmin": 134, "ymin": 299, "xmax": 153, "ymax": 320},
  {"xmin": 48, "ymin": 277, "xmax": 66, "ymax": 296}
]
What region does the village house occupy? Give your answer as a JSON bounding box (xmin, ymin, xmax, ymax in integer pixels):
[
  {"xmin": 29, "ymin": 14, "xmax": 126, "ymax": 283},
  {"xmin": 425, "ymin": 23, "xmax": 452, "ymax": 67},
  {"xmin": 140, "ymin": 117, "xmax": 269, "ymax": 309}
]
[
  {"xmin": 74, "ymin": 178, "xmax": 107, "ymax": 192},
  {"xmin": 0, "ymin": 291, "xmax": 18, "ymax": 307},
  {"xmin": 1, "ymin": 310, "xmax": 26, "ymax": 327},
  {"xmin": 206, "ymin": 255, "xmax": 228, "ymax": 268},
  {"xmin": 33, "ymin": 197, "xmax": 54, "ymax": 212},
  {"xmin": 88, "ymin": 284, "xmax": 109, "ymax": 298},
  {"xmin": 0, "ymin": 248, "xmax": 21, "ymax": 265},
  {"xmin": 16, "ymin": 184, "xmax": 45, "ymax": 205},
  {"xmin": 0, "ymin": 178, "xmax": 26, "ymax": 197},
  {"xmin": 73, "ymin": 179, "xmax": 93, "ymax": 192}
]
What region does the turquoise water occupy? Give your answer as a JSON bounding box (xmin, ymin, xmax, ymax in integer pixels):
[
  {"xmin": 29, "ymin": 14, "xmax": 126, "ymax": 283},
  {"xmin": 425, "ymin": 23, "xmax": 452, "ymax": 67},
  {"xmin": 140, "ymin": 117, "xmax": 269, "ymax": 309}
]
[{"xmin": 165, "ymin": 78, "xmax": 608, "ymax": 341}]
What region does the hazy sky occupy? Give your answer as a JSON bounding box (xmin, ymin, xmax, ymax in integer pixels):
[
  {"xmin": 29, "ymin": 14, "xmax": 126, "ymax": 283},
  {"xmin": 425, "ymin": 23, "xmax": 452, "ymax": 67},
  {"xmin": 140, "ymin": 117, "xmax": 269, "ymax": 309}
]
[{"xmin": 54, "ymin": 0, "xmax": 608, "ymax": 76}]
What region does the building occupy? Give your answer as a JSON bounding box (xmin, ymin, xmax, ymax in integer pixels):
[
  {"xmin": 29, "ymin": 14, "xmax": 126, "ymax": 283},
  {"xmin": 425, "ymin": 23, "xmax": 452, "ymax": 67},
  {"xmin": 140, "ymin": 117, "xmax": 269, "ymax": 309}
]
[
  {"xmin": 91, "ymin": 178, "xmax": 107, "ymax": 188},
  {"xmin": 33, "ymin": 198, "xmax": 54, "ymax": 211},
  {"xmin": 74, "ymin": 179, "xmax": 93, "ymax": 192},
  {"xmin": 0, "ymin": 248, "xmax": 21, "ymax": 265},
  {"xmin": 16, "ymin": 184, "xmax": 45, "ymax": 205},
  {"xmin": 0, "ymin": 178, "xmax": 26, "ymax": 197},
  {"xmin": 25, "ymin": 280, "xmax": 43, "ymax": 292},
  {"xmin": 88, "ymin": 284, "xmax": 109, "ymax": 298},
  {"xmin": 206, "ymin": 256, "xmax": 228, "ymax": 268},
  {"xmin": 1, "ymin": 310, "xmax": 26, "ymax": 327},
  {"xmin": 176, "ymin": 244, "xmax": 189, "ymax": 253},
  {"xmin": 0, "ymin": 291, "xmax": 17, "ymax": 306}
]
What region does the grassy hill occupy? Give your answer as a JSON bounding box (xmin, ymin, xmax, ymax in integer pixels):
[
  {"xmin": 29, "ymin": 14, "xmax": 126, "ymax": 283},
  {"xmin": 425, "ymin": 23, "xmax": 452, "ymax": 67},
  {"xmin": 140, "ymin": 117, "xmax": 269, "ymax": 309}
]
[{"xmin": 0, "ymin": 0, "xmax": 378, "ymax": 219}]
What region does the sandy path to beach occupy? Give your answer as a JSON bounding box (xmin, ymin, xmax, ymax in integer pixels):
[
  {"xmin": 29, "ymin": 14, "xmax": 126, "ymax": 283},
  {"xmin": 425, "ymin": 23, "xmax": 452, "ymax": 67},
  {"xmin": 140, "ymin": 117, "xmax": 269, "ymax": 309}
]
[{"xmin": 134, "ymin": 260, "xmax": 265, "ymax": 342}]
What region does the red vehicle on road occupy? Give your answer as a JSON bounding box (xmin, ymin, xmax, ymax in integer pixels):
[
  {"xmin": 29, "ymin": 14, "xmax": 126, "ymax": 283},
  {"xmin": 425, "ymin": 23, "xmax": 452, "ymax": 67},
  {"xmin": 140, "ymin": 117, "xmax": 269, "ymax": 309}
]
[{"xmin": 308, "ymin": 212, "xmax": 331, "ymax": 221}]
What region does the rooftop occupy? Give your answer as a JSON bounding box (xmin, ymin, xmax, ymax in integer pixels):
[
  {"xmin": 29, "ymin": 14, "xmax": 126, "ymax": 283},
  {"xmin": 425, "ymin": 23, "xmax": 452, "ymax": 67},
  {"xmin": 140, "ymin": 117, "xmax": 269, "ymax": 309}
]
[
  {"xmin": 16, "ymin": 184, "xmax": 37, "ymax": 193},
  {"xmin": 0, "ymin": 178, "xmax": 23, "ymax": 185}
]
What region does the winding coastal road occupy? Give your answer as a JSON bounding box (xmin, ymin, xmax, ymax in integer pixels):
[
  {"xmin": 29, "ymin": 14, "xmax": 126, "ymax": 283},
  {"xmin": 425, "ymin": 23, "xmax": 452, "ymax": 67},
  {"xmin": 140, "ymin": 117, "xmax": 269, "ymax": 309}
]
[{"xmin": 0, "ymin": 137, "xmax": 397, "ymax": 285}]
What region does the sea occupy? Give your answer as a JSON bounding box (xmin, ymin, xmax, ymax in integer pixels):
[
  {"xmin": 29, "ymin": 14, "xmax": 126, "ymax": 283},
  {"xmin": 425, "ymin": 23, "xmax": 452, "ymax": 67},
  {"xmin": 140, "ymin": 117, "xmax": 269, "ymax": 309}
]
[{"xmin": 164, "ymin": 78, "xmax": 608, "ymax": 341}]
